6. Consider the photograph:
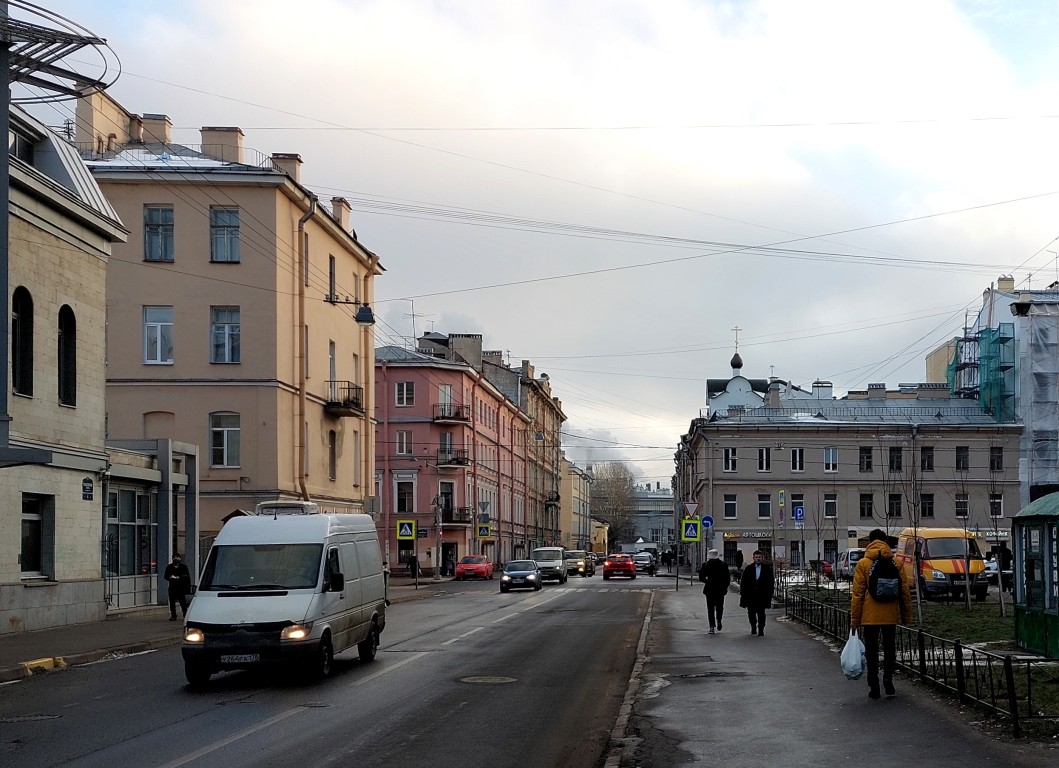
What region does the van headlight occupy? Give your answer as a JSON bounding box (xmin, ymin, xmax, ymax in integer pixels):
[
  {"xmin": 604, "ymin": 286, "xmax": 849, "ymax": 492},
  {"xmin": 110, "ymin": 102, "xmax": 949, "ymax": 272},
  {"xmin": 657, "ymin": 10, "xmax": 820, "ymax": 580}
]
[
  {"xmin": 931, "ymin": 570, "xmax": 947, "ymax": 581},
  {"xmin": 184, "ymin": 627, "xmax": 205, "ymax": 644},
  {"xmin": 281, "ymin": 623, "xmax": 313, "ymax": 641}
]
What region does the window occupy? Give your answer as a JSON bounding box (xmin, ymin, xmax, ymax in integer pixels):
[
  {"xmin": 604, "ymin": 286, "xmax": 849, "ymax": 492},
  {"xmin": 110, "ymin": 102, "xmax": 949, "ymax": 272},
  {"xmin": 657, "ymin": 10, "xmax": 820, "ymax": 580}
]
[
  {"xmin": 396, "ymin": 430, "xmax": 412, "ymax": 455},
  {"xmin": 989, "ymin": 494, "xmax": 1003, "ymax": 518},
  {"xmin": 955, "ymin": 493, "xmax": 969, "ymax": 519},
  {"xmin": 144, "ymin": 205, "xmax": 174, "ymax": 262},
  {"xmin": 791, "ymin": 493, "xmax": 804, "ymax": 522},
  {"xmin": 887, "ymin": 494, "xmax": 902, "ymax": 518},
  {"xmin": 757, "ymin": 494, "xmax": 771, "ymax": 519},
  {"xmin": 57, "ymin": 305, "xmax": 76, "ymax": 405},
  {"xmin": 955, "ymin": 446, "xmax": 969, "ymax": 472},
  {"xmin": 723, "ymin": 448, "xmax": 737, "ymax": 472},
  {"xmin": 824, "ymin": 493, "xmax": 837, "ymax": 518},
  {"xmin": 396, "ymin": 382, "xmax": 415, "ymax": 406},
  {"xmin": 143, "ymin": 306, "xmax": 174, "ymax": 364},
  {"xmin": 324, "ymin": 430, "xmax": 336, "ymax": 480},
  {"xmin": 824, "ymin": 447, "xmax": 838, "ymax": 472},
  {"xmin": 209, "ymin": 412, "xmax": 240, "ymax": 467},
  {"xmin": 858, "ymin": 446, "xmax": 872, "ymax": 472},
  {"xmin": 791, "ymin": 447, "xmax": 804, "ymax": 472},
  {"xmin": 723, "ymin": 494, "xmax": 737, "ymax": 519},
  {"xmin": 859, "ymin": 493, "xmax": 873, "ymax": 519},
  {"xmin": 396, "ymin": 480, "xmax": 413, "ymax": 514},
  {"xmin": 990, "ymin": 446, "xmax": 1003, "ymax": 472},
  {"xmin": 920, "ymin": 493, "xmax": 934, "ymax": 518},
  {"xmin": 920, "ymin": 446, "xmax": 934, "ymax": 472},
  {"xmin": 209, "ymin": 206, "xmax": 240, "ymax": 262},
  {"xmin": 10, "ymin": 126, "xmax": 34, "ymax": 164},
  {"xmin": 888, "ymin": 446, "xmax": 903, "ymax": 472},
  {"xmin": 20, "ymin": 495, "xmax": 46, "ymax": 577},
  {"xmin": 328, "ymin": 254, "xmax": 336, "ymax": 300},
  {"xmin": 758, "ymin": 447, "xmax": 771, "ymax": 472},
  {"xmin": 104, "ymin": 489, "xmax": 156, "ymax": 579},
  {"xmin": 12, "ymin": 286, "xmax": 33, "ymax": 395},
  {"xmin": 210, "ymin": 306, "xmax": 240, "ymax": 363}
]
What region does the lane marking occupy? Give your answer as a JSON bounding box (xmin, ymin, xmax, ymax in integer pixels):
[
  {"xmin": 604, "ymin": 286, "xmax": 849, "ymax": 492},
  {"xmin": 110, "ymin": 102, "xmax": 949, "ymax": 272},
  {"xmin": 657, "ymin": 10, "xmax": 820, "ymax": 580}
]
[{"xmin": 155, "ymin": 706, "xmax": 307, "ymax": 768}]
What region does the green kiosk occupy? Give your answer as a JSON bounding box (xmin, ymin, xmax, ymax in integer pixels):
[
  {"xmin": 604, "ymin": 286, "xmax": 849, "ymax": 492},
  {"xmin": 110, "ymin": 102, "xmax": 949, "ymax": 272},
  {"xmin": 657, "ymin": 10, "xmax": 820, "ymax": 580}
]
[{"xmin": 1012, "ymin": 492, "xmax": 1059, "ymax": 656}]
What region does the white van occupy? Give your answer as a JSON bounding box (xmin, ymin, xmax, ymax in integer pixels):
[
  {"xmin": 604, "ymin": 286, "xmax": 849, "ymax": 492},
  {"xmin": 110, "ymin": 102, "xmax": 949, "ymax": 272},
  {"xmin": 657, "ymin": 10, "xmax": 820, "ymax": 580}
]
[
  {"xmin": 530, "ymin": 546, "xmax": 567, "ymax": 584},
  {"xmin": 181, "ymin": 504, "xmax": 386, "ymax": 686}
]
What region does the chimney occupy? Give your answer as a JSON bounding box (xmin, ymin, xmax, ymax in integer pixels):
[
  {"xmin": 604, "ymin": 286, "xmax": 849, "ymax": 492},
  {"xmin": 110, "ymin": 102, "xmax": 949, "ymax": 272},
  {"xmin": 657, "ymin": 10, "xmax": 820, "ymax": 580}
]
[
  {"xmin": 997, "ymin": 275, "xmax": 1015, "ymax": 292},
  {"xmin": 767, "ymin": 381, "xmax": 781, "ymax": 407},
  {"xmin": 141, "ymin": 113, "xmax": 172, "ymax": 144},
  {"xmin": 867, "ymin": 383, "xmax": 886, "ymax": 400},
  {"xmin": 200, "ymin": 126, "xmax": 244, "ymax": 163},
  {"xmin": 811, "ymin": 380, "xmax": 833, "ymax": 400},
  {"xmin": 331, "ymin": 197, "xmax": 352, "ymax": 230},
  {"xmin": 271, "ymin": 152, "xmax": 302, "ymax": 183},
  {"xmin": 129, "ymin": 115, "xmax": 143, "ymax": 143}
]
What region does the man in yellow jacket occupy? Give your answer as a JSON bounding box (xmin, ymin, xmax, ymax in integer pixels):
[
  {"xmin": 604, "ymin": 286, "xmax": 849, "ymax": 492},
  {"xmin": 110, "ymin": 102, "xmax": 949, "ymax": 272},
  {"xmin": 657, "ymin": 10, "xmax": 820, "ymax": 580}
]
[{"xmin": 850, "ymin": 529, "xmax": 912, "ymax": 699}]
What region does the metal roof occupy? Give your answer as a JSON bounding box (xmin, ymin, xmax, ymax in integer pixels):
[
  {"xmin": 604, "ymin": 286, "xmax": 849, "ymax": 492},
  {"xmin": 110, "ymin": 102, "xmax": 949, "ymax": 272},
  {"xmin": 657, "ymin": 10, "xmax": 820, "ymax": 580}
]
[
  {"xmin": 1013, "ymin": 492, "xmax": 1059, "ymax": 519},
  {"xmin": 712, "ymin": 397, "xmax": 1010, "ymax": 426}
]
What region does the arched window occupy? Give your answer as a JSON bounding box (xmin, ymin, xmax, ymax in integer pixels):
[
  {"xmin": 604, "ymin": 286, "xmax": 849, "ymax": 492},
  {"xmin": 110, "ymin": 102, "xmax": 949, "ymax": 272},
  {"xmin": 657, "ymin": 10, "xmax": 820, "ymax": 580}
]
[
  {"xmin": 58, "ymin": 305, "xmax": 76, "ymax": 406},
  {"xmin": 12, "ymin": 287, "xmax": 33, "ymax": 396}
]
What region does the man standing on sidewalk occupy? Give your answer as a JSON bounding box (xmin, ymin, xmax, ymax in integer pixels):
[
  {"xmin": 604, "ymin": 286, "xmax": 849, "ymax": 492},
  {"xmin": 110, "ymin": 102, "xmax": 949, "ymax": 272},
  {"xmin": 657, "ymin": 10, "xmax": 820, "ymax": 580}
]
[
  {"xmin": 739, "ymin": 550, "xmax": 774, "ymax": 636},
  {"xmin": 850, "ymin": 529, "xmax": 912, "ymax": 699},
  {"xmin": 164, "ymin": 553, "xmax": 191, "ymax": 621},
  {"xmin": 699, "ymin": 549, "xmax": 731, "ymax": 634}
]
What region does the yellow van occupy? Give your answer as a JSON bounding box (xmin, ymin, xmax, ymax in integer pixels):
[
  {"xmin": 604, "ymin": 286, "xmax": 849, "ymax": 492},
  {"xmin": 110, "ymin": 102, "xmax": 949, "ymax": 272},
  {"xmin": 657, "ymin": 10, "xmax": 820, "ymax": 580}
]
[{"xmin": 893, "ymin": 527, "xmax": 989, "ymax": 602}]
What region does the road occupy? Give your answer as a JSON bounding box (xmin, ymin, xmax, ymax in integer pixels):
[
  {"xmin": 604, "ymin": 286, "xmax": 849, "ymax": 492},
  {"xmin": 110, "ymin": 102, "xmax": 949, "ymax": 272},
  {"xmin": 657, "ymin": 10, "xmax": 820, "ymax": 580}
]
[{"xmin": 0, "ymin": 575, "xmax": 659, "ymax": 768}]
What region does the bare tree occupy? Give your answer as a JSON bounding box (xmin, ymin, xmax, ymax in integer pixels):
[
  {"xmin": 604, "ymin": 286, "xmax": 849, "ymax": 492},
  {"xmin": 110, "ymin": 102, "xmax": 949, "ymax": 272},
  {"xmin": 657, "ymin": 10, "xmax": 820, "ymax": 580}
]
[{"xmin": 590, "ymin": 462, "xmax": 637, "ymax": 547}]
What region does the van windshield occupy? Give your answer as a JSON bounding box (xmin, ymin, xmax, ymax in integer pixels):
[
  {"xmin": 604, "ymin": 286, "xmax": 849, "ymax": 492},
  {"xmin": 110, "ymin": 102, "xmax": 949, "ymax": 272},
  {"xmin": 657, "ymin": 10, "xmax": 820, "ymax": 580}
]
[
  {"xmin": 922, "ymin": 538, "xmax": 983, "ymax": 559},
  {"xmin": 531, "ymin": 548, "xmax": 562, "ymax": 560},
  {"xmin": 199, "ymin": 543, "xmax": 324, "ymax": 590}
]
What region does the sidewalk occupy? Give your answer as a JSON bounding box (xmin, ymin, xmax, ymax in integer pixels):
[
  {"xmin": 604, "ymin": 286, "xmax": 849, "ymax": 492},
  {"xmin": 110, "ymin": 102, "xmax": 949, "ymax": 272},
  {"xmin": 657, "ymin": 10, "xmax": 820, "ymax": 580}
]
[{"xmin": 0, "ymin": 576, "xmax": 448, "ymax": 684}]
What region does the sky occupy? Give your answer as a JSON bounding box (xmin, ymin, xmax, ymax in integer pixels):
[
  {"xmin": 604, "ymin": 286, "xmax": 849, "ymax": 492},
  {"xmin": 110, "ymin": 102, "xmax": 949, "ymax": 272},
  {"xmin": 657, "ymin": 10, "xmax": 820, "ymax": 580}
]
[{"xmin": 18, "ymin": 0, "xmax": 1059, "ymax": 489}]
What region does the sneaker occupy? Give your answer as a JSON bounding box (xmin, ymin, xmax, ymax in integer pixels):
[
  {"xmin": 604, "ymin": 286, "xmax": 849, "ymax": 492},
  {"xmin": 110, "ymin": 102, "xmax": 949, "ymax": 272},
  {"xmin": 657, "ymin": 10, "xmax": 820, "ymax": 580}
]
[{"xmin": 708, "ymin": 628, "xmax": 715, "ymax": 635}]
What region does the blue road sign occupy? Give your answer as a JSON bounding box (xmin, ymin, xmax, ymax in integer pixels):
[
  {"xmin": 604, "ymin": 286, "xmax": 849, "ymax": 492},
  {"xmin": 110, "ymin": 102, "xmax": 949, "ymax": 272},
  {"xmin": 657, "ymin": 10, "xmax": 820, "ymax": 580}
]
[
  {"xmin": 702, "ymin": 515, "xmax": 714, "ymax": 528},
  {"xmin": 793, "ymin": 506, "xmax": 805, "ymax": 522},
  {"xmin": 681, "ymin": 519, "xmax": 701, "ymax": 542}
]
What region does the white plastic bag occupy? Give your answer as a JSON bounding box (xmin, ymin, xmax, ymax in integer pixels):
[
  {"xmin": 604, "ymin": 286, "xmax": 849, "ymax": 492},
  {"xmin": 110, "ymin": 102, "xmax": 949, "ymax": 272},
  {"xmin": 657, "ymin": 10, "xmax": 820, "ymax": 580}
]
[{"xmin": 840, "ymin": 632, "xmax": 866, "ymax": 680}]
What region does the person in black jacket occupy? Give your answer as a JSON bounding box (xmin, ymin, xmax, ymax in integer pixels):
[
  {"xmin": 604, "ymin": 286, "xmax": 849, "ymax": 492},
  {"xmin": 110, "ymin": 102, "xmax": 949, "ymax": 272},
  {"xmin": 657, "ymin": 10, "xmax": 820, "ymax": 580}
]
[
  {"xmin": 698, "ymin": 549, "xmax": 731, "ymax": 634},
  {"xmin": 739, "ymin": 550, "xmax": 775, "ymax": 636},
  {"xmin": 164, "ymin": 553, "xmax": 191, "ymax": 621}
]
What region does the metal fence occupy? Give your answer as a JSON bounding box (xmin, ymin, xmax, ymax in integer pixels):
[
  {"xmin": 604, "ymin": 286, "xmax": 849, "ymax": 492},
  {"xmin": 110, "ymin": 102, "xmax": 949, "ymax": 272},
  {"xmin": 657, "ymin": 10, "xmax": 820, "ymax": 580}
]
[{"xmin": 785, "ymin": 593, "xmax": 1059, "ymax": 737}]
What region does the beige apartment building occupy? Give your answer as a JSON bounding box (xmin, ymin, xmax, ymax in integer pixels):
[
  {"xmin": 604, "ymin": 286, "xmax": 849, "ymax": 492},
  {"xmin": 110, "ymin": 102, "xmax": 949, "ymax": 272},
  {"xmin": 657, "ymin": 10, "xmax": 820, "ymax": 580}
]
[
  {"xmin": 561, "ymin": 459, "xmax": 593, "ymax": 550},
  {"xmin": 75, "ymin": 91, "xmax": 382, "ymax": 543},
  {"xmin": 675, "ymin": 355, "xmax": 1022, "ymax": 569}
]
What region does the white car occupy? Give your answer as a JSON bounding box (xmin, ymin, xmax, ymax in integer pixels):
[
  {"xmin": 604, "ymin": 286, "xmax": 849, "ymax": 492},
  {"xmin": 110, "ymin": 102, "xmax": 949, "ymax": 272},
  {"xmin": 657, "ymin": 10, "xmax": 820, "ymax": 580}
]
[{"xmin": 836, "ymin": 549, "xmax": 865, "ymax": 580}]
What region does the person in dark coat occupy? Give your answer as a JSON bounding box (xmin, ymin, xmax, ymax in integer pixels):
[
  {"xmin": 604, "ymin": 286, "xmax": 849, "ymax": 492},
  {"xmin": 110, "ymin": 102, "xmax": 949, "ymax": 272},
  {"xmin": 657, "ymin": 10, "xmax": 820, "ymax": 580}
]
[
  {"xmin": 738, "ymin": 549, "xmax": 775, "ymax": 636},
  {"xmin": 164, "ymin": 553, "xmax": 191, "ymax": 621},
  {"xmin": 698, "ymin": 548, "xmax": 731, "ymax": 634}
]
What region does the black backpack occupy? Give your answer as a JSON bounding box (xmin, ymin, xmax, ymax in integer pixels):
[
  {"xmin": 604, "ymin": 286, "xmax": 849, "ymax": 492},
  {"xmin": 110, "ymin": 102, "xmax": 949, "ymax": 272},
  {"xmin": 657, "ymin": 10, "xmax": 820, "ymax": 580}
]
[{"xmin": 867, "ymin": 556, "xmax": 901, "ymax": 602}]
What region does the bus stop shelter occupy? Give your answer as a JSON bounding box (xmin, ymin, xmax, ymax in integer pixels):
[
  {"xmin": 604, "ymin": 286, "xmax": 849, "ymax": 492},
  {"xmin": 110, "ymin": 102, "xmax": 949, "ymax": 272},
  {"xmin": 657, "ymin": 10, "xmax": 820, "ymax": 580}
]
[{"xmin": 1012, "ymin": 492, "xmax": 1059, "ymax": 656}]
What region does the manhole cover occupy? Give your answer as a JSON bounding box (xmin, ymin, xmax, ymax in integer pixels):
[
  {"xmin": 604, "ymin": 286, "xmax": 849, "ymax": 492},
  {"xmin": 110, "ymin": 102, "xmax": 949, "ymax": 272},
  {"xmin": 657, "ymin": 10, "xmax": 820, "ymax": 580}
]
[{"xmin": 459, "ymin": 676, "xmax": 517, "ymax": 684}]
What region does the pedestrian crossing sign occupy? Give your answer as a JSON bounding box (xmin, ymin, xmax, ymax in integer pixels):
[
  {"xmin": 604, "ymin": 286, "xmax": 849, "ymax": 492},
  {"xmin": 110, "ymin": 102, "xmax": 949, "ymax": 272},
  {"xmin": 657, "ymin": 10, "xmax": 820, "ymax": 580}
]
[
  {"xmin": 477, "ymin": 524, "xmax": 492, "ymax": 539},
  {"xmin": 681, "ymin": 518, "xmax": 701, "ymax": 542},
  {"xmin": 397, "ymin": 520, "xmax": 416, "ymax": 540}
]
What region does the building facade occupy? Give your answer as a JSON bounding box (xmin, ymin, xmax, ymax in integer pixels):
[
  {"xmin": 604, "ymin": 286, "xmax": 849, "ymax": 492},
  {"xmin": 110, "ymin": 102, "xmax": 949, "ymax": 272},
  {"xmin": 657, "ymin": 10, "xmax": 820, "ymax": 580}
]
[
  {"xmin": 75, "ymin": 91, "xmax": 381, "ymax": 546},
  {"xmin": 676, "ymin": 355, "xmax": 1022, "ymax": 569},
  {"xmin": 561, "ymin": 459, "xmax": 593, "ymax": 550}
]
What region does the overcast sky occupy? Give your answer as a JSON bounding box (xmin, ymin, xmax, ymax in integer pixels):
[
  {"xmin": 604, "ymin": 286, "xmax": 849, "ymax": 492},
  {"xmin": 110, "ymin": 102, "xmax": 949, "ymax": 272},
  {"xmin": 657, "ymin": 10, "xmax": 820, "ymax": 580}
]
[{"xmin": 21, "ymin": 0, "xmax": 1059, "ymax": 489}]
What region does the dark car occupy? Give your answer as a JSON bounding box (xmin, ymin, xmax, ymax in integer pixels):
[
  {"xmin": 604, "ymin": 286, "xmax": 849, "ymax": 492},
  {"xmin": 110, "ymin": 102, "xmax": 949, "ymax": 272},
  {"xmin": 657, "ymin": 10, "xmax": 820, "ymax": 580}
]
[
  {"xmin": 499, "ymin": 560, "xmax": 543, "ymax": 592},
  {"xmin": 603, "ymin": 553, "xmax": 636, "ymax": 580}
]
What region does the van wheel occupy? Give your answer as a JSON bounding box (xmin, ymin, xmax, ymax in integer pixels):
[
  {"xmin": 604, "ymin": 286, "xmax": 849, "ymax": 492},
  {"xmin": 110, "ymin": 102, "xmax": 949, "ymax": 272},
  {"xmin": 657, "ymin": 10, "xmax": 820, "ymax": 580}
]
[
  {"xmin": 185, "ymin": 662, "xmax": 211, "ymax": 688},
  {"xmin": 358, "ymin": 623, "xmax": 380, "ymax": 663},
  {"xmin": 312, "ymin": 634, "xmax": 334, "ymax": 679}
]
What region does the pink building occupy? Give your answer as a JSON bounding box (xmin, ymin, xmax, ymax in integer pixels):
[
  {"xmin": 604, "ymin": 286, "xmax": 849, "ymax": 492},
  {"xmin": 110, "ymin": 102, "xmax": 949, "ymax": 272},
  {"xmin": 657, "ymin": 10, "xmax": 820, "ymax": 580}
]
[{"xmin": 375, "ymin": 346, "xmax": 530, "ymax": 574}]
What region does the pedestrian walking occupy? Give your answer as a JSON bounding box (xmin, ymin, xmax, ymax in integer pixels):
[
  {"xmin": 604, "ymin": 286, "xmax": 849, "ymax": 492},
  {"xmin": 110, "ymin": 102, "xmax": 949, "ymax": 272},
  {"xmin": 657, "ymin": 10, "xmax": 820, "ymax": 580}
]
[
  {"xmin": 698, "ymin": 549, "xmax": 731, "ymax": 634},
  {"xmin": 738, "ymin": 549, "xmax": 774, "ymax": 636},
  {"xmin": 164, "ymin": 553, "xmax": 191, "ymax": 621},
  {"xmin": 850, "ymin": 529, "xmax": 912, "ymax": 699}
]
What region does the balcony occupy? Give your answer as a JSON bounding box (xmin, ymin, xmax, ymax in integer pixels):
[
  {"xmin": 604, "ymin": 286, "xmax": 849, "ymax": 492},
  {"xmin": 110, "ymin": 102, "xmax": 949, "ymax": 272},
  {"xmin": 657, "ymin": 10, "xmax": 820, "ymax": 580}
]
[
  {"xmin": 436, "ymin": 448, "xmax": 470, "ymax": 468},
  {"xmin": 324, "ymin": 380, "xmax": 365, "ymax": 417},
  {"xmin": 433, "ymin": 403, "xmax": 471, "ymax": 422},
  {"xmin": 442, "ymin": 506, "xmax": 473, "ymax": 525},
  {"xmin": 544, "ymin": 490, "xmax": 561, "ymax": 509}
]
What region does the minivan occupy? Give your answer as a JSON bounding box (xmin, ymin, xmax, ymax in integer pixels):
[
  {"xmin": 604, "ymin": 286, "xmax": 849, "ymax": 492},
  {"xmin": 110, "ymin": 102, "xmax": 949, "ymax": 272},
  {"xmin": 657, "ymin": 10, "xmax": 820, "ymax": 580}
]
[
  {"xmin": 530, "ymin": 546, "xmax": 567, "ymax": 583},
  {"xmin": 836, "ymin": 549, "xmax": 865, "ymax": 580},
  {"xmin": 181, "ymin": 502, "xmax": 386, "ymax": 686},
  {"xmin": 894, "ymin": 527, "xmax": 989, "ymax": 602}
]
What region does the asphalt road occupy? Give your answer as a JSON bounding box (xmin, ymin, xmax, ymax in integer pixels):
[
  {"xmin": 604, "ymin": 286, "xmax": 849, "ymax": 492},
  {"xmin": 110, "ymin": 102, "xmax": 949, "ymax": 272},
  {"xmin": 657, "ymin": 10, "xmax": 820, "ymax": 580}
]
[{"xmin": 0, "ymin": 576, "xmax": 655, "ymax": 768}]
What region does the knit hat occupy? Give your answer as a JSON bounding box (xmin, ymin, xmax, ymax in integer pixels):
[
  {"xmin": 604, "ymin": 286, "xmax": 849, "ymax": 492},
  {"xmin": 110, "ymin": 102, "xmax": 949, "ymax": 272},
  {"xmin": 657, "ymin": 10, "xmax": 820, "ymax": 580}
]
[{"xmin": 707, "ymin": 549, "xmax": 720, "ymax": 559}]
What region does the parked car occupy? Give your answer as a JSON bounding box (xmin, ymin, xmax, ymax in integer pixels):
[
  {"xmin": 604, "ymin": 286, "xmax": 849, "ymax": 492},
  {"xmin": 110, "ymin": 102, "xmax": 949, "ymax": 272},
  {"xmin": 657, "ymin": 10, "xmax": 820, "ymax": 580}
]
[
  {"xmin": 984, "ymin": 558, "xmax": 1013, "ymax": 591},
  {"xmin": 565, "ymin": 550, "xmax": 595, "ymax": 577},
  {"xmin": 499, "ymin": 560, "xmax": 542, "ymax": 592},
  {"xmin": 836, "ymin": 548, "xmax": 865, "ymax": 580},
  {"xmin": 603, "ymin": 553, "xmax": 637, "ymax": 579},
  {"xmin": 454, "ymin": 555, "xmax": 493, "ymax": 581},
  {"xmin": 633, "ymin": 552, "xmax": 656, "ymax": 575},
  {"xmin": 809, "ymin": 559, "xmax": 834, "ymax": 580}
]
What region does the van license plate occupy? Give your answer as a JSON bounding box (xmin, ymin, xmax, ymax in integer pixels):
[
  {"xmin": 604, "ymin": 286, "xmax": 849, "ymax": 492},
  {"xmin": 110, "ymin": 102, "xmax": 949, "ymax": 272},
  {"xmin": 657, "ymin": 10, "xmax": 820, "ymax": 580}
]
[{"xmin": 220, "ymin": 654, "xmax": 259, "ymax": 664}]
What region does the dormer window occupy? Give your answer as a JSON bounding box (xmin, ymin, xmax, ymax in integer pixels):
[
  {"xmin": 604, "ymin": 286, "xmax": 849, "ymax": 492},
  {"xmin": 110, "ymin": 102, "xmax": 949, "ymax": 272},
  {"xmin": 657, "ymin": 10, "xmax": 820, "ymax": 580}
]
[{"xmin": 9, "ymin": 127, "xmax": 34, "ymax": 165}]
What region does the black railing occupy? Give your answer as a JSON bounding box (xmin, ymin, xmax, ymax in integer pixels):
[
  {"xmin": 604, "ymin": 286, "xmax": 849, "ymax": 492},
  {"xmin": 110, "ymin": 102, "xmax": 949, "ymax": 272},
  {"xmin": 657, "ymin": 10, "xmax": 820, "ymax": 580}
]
[
  {"xmin": 785, "ymin": 594, "xmax": 1059, "ymax": 736},
  {"xmin": 433, "ymin": 403, "xmax": 470, "ymax": 421},
  {"xmin": 442, "ymin": 507, "xmax": 473, "ymax": 524},
  {"xmin": 436, "ymin": 448, "xmax": 470, "ymax": 466},
  {"xmin": 324, "ymin": 380, "xmax": 364, "ymax": 416}
]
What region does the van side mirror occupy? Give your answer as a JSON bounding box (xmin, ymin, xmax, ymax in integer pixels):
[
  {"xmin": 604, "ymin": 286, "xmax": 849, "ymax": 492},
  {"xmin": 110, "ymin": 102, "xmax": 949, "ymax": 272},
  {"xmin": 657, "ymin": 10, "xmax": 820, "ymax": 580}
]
[{"xmin": 329, "ymin": 572, "xmax": 344, "ymax": 592}]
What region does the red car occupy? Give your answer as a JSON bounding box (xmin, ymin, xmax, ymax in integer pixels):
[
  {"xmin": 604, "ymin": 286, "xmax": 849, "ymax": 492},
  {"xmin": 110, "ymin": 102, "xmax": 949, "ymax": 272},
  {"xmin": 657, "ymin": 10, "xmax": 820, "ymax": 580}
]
[
  {"xmin": 454, "ymin": 555, "xmax": 494, "ymax": 580},
  {"xmin": 602, "ymin": 553, "xmax": 636, "ymax": 580}
]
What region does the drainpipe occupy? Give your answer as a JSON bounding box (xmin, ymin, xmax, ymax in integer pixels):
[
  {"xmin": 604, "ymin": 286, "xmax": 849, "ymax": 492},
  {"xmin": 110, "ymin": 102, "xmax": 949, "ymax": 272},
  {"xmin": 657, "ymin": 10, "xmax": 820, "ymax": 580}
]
[
  {"xmin": 297, "ymin": 196, "xmax": 317, "ymax": 501},
  {"xmin": 380, "ymin": 359, "xmax": 390, "ymax": 563}
]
